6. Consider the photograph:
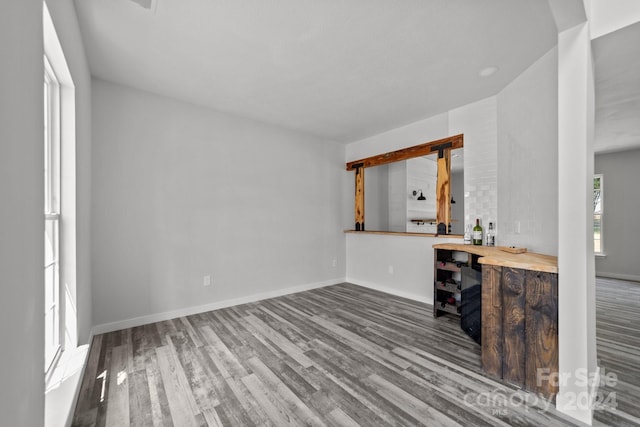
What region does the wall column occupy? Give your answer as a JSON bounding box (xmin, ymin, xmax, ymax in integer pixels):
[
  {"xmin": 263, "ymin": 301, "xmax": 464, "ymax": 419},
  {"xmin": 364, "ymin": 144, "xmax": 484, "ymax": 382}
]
[{"xmin": 556, "ymin": 20, "xmax": 598, "ymax": 425}]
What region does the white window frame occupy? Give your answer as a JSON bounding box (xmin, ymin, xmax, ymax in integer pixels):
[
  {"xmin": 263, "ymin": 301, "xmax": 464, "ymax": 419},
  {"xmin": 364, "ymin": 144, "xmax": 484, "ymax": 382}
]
[
  {"xmin": 43, "ymin": 1, "xmax": 77, "ymax": 384},
  {"xmin": 44, "ymin": 55, "xmax": 62, "ymax": 372},
  {"xmin": 594, "ymin": 174, "xmax": 604, "ymax": 255}
]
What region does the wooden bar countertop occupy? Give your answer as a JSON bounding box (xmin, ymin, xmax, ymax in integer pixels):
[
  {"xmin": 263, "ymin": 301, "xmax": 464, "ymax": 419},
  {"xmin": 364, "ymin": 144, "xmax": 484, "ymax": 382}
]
[{"xmin": 433, "ymin": 243, "xmax": 558, "ymax": 274}]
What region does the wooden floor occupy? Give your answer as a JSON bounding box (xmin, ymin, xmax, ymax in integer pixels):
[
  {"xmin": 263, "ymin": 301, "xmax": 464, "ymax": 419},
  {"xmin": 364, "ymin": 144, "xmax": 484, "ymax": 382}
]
[
  {"xmin": 72, "ymin": 279, "xmax": 639, "ymax": 426},
  {"xmin": 593, "ymin": 277, "xmax": 640, "ymax": 426}
]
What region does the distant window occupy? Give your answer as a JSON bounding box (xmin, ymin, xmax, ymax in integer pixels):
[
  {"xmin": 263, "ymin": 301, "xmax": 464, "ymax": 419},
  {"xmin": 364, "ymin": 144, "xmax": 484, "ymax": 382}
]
[{"xmin": 593, "ymin": 174, "xmax": 603, "ymax": 254}]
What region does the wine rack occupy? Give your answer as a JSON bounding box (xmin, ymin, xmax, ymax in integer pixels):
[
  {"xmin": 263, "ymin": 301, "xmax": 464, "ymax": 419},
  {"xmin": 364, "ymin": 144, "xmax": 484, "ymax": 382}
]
[{"xmin": 433, "ymin": 249, "xmax": 467, "ymax": 317}]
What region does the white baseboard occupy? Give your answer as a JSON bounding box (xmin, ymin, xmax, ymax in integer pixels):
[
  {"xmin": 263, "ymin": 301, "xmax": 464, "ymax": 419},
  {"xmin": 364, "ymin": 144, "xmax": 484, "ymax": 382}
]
[
  {"xmin": 556, "ymin": 365, "xmax": 600, "ymax": 425},
  {"xmin": 91, "ymin": 278, "xmax": 345, "ymax": 335},
  {"xmin": 588, "ymin": 365, "xmax": 601, "ymax": 413},
  {"xmin": 345, "ymin": 277, "xmax": 432, "ymax": 305},
  {"xmin": 596, "ymin": 272, "xmax": 640, "ymax": 283}
]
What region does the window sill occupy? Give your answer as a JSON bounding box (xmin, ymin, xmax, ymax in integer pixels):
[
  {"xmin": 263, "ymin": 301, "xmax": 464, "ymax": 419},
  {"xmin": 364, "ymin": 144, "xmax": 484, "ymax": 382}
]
[
  {"xmin": 45, "ymin": 344, "xmax": 90, "ymax": 427},
  {"xmin": 595, "ymin": 253, "xmax": 607, "ymax": 257}
]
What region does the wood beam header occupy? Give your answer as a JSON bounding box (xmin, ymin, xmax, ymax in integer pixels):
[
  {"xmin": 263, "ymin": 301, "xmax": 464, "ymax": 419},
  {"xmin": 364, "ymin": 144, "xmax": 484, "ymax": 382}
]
[{"xmin": 345, "ymin": 134, "xmax": 463, "ymax": 171}]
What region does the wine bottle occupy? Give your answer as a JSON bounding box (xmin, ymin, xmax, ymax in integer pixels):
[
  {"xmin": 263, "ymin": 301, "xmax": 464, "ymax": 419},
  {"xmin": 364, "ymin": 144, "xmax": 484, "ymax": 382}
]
[
  {"xmin": 487, "ymin": 222, "xmax": 495, "ymax": 246},
  {"xmin": 463, "ymin": 224, "xmax": 472, "ymax": 245},
  {"xmin": 473, "ymin": 218, "xmax": 483, "ymax": 245}
]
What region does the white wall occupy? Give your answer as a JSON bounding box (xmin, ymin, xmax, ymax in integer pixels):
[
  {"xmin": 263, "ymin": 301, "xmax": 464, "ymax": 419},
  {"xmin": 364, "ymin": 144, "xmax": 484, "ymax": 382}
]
[
  {"xmin": 91, "ymin": 79, "xmax": 346, "ymax": 328},
  {"xmin": 0, "ymin": 1, "xmax": 45, "ymax": 425},
  {"xmin": 556, "ymin": 20, "xmax": 598, "ymax": 424},
  {"xmin": 595, "ymin": 148, "xmax": 640, "ymax": 281},
  {"xmin": 497, "ymin": 47, "xmax": 559, "ymax": 255},
  {"xmin": 590, "ymin": 0, "xmax": 640, "ymax": 38},
  {"xmin": 346, "ymin": 112, "xmax": 450, "ymax": 160},
  {"xmin": 346, "ymin": 234, "xmax": 463, "ymax": 304}
]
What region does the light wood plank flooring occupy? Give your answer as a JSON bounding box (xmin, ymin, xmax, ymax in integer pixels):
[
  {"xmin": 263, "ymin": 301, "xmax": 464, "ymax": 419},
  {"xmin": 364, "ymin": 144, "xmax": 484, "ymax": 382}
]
[{"xmin": 72, "ymin": 280, "xmax": 639, "ymax": 426}]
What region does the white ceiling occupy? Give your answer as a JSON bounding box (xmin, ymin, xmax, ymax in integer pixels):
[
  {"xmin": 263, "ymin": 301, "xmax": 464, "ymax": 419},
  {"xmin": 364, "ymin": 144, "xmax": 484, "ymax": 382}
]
[
  {"xmin": 74, "ymin": 0, "xmax": 558, "ymax": 142},
  {"xmin": 593, "ymin": 22, "xmax": 640, "ymax": 154}
]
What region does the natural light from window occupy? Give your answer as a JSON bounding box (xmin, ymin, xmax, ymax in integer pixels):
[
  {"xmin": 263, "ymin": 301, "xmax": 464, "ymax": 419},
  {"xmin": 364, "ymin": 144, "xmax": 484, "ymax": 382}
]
[
  {"xmin": 594, "ymin": 174, "xmax": 603, "ymax": 255},
  {"xmin": 44, "ymin": 55, "xmax": 62, "ymax": 372}
]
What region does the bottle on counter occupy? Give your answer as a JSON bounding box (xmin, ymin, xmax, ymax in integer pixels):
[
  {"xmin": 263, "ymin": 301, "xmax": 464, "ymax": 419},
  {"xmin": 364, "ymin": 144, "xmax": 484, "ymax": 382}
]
[
  {"xmin": 463, "ymin": 224, "xmax": 472, "ymax": 245},
  {"xmin": 472, "ymin": 218, "xmax": 483, "ymax": 245},
  {"xmin": 486, "ymin": 222, "xmax": 495, "ymax": 246}
]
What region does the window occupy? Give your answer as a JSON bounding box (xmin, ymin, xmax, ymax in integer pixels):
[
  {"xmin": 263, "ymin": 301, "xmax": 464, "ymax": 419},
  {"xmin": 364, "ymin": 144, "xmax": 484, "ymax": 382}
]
[
  {"xmin": 44, "ymin": 55, "xmax": 61, "ymax": 371},
  {"xmin": 593, "ymin": 174, "xmax": 603, "ymax": 254},
  {"xmin": 43, "ymin": 1, "xmax": 77, "ymax": 382}
]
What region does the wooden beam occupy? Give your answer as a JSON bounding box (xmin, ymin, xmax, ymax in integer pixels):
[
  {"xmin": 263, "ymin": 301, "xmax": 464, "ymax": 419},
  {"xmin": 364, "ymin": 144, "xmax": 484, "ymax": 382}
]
[
  {"xmin": 345, "ymin": 134, "xmax": 463, "ymax": 171},
  {"xmin": 436, "ymin": 150, "xmax": 451, "ymax": 230},
  {"xmin": 354, "ymin": 165, "xmax": 364, "ymax": 230}
]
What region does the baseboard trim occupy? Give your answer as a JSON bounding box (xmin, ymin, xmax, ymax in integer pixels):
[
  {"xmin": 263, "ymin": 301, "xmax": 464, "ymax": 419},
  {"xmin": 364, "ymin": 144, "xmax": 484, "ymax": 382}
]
[
  {"xmin": 596, "ymin": 272, "xmax": 640, "ymax": 283},
  {"xmin": 345, "ymin": 277, "xmax": 432, "ymax": 305},
  {"xmin": 556, "ymin": 365, "xmax": 600, "ymax": 425},
  {"xmin": 588, "ymin": 365, "xmax": 601, "ymax": 414},
  {"xmin": 91, "ymin": 278, "xmax": 345, "ymax": 335}
]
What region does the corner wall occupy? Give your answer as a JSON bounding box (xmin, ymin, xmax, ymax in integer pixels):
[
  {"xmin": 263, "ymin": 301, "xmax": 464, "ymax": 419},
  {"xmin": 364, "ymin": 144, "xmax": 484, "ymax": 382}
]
[
  {"xmin": 0, "ymin": 0, "xmax": 45, "ymax": 425},
  {"xmin": 91, "ymin": 79, "xmax": 346, "ymax": 329}
]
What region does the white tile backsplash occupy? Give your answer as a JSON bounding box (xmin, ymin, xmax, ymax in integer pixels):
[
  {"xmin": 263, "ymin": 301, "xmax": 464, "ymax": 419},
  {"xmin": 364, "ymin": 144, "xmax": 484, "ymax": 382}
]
[{"xmin": 450, "ymin": 97, "xmax": 498, "ymax": 234}]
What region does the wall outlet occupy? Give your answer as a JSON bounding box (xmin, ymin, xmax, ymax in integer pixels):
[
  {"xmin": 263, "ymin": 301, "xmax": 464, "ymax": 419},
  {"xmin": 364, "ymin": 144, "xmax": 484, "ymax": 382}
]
[
  {"xmin": 515, "ymin": 221, "xmax": 521, "ymax": 234},
  {"xmin": 203, "ymin": 275, "xmax": 211, "ymax": 287},
  {"xmin": 388, "ymin": 265, "xmax": 394, "ymax": 274},
  {"xmin": 332, "ymin": 259, "xmax": 337, "ymax": 267}
]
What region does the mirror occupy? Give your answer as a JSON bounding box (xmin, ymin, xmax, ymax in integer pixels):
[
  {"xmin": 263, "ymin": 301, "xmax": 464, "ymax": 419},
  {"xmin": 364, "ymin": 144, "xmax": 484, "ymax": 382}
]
[
  {"xmin": 364, "ymin": 149, "xmax": 464, "ymax": 234},
  {"xmin": 347, "ymin": 134, "xmax": 463, "ymax": 234}
]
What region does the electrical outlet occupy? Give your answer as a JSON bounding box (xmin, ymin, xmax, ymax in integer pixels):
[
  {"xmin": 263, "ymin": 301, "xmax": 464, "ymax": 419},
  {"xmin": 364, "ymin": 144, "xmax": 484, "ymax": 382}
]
[
  {"xmin": 388, "ymin": 265, "xmax": 394, "ymax": 274},
  {"xmin": 515, "ymin": 221, "xmax": 521, "ymax": 234},
  {"xmin": 203, "ymin": 275, "xmax": 211, "ymax": 287},
  {"xmin": 332, "ymin": 259, "xmax": 337, "ymax": 267}
]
